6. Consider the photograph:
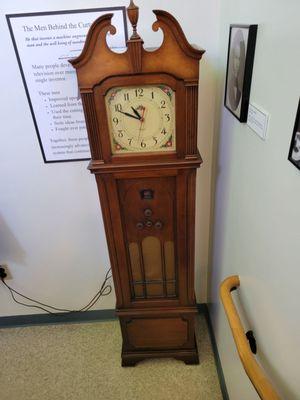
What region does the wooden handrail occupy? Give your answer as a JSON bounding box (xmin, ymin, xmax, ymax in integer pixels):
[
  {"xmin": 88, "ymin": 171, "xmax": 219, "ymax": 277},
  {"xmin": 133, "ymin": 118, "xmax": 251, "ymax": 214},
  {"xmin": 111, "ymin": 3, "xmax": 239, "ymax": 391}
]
[{"xmin": 220, "ymin": 275, "xmax": 281, "ymax": 400}]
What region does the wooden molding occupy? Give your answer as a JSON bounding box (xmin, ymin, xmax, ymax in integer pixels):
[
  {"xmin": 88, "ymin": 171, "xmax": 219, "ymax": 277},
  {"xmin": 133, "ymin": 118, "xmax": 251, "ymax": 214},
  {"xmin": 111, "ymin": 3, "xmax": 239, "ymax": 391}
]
[
  {"xmin": 88, "ymin": 155, "xmax": 202, "ymax": 174},
  {"xmin": 69, "ymin": 9, "xmax": 205, "ymax": 89},
  {"xmin": 81, "ymin": 93, "xmax": 103, "ymax": 160},
  {"xmin": 152, "ymin": 10, "xmax": 205, "ymax": 60},
  {"xmin": 69, "ymin": 13, "xmax": 115, "ymax": 69}
]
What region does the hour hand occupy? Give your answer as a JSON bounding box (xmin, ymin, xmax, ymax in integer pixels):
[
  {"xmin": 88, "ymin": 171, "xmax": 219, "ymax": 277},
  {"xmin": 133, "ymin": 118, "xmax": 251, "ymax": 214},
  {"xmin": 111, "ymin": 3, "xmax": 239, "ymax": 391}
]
[
  {"xmin": 131, "ymin": 106, "xmax": 142, "ymax": 119},
  {"xmin": 117, "ymin": 110, "xmax": 140, "ymax": 120}
]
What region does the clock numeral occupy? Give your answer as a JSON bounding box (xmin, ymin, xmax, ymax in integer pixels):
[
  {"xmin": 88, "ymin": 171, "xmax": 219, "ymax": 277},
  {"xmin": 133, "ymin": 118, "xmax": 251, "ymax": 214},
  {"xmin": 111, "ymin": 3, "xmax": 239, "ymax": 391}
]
[
  {"xmin": 153, "ymin": 137, "xmax": 158, "ymax": 145},
  {"xmin": 160, "ymin": 100, "xmax": 166, "ymax": 108},
  {"xmin": 135, "ymin": 88, "xmax": 144, "ymax": 97},
  {"xmin": 141, "ymin": 140, "xmax": 146, "ymax": 148},
  {"xmin": 128, "ymin": 138, "xmax": 133, "ymax": 145},
  {"xmin": 161, "ymin": 128, "xmax": 167, "ymax": 135},
  {"xmin": 124, "ymin": 93, "xmax": 129, "ymax": 101},
  {"xmin": 112, "ymin": 117, "xmax": 119, "ymax": 125},
  {"xmin": 165, "ymin": 113, "xmax": 170, "ymax": 121},
  {"xmin": 115, "ymin": 104, "xmax": 122, "ymax": 112},
  {"xmin": 118, "ymin": 130, "xmax": 124, "ymax": 138},
  {"xmin": 151, "ymin": 91, "xmax": 155, "ymax": 99}
]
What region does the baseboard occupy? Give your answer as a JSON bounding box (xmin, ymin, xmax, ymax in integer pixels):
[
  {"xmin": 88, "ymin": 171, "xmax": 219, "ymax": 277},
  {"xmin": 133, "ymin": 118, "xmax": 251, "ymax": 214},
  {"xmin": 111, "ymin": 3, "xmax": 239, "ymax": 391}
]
[
  {"xmin": 198, "ymin": 303, "xmax": 229, "ymax": 400},
  {"xmin": 0, "ymin": 308, "xmax": 116, "ymax": 328}
]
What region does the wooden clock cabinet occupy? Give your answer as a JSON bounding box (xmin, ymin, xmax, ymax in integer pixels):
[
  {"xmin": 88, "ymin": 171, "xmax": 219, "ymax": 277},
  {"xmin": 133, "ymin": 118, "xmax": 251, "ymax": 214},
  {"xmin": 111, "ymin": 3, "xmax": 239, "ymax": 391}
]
[{"xmin": 70, "ymin": 1, "xmax": 205, "ymax": 366}]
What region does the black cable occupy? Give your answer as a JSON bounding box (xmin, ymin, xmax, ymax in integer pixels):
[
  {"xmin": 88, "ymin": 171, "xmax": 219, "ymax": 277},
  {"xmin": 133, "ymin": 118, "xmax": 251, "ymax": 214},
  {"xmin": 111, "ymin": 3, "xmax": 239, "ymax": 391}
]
[
  {"xmin": 83, "ymin": 271, "xmax": 112, "ymax": 310},
  {"xmin": 3, "ymin": 284, "xmax": 62, "ymax": 315},
  {"xmin": 76, "ymin": 270, "xmax": 112, "ymax": 312},
  {"xmin": 2, "ymin": 278, "xmax": 112, "ymax": 315},
  {"xmin": 0, "ymin": 268, "xmax": 112, "ymax": 315},
  {"xmin": 1, "ymin": 279, "xmax": 73, "ymax": 312},
  {"xmin": 1, "ymin": 271, "xmax": 112, "ymax": 315}
]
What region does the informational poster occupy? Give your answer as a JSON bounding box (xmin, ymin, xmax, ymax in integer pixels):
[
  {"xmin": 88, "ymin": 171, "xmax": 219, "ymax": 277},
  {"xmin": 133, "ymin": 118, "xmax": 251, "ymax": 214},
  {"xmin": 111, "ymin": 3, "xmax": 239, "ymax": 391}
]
[{"xmin": 7, "ymin": 8, "xmax": 128, "ymax": 162}]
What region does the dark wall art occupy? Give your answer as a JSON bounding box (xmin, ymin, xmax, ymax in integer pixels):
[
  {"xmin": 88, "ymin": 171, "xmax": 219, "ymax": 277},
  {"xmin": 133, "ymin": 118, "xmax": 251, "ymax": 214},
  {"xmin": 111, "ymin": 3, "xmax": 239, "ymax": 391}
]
[
  {"xmin": 224, "ymin": 24, "xmax": 258, "ymax": 122},
  {"xmin": 288, "ymin": 99, "xmax": 300, "ymax": 171}
]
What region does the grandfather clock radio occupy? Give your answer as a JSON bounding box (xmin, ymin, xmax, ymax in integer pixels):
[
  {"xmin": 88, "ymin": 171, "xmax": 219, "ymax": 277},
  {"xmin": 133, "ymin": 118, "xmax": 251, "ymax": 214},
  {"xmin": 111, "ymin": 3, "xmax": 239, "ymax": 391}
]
[{"xmin": 70, "ymin": 1, "xmax": 205, "ymax": 366}]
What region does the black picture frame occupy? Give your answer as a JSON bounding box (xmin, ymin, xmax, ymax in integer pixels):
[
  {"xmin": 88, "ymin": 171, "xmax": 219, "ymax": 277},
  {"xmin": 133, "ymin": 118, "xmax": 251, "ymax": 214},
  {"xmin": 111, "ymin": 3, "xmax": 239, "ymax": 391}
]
[
  {"xmin": 224, "ymin": 24, "xmax": 258, "ymax": 122},
  {"xmin": 288, "ymin": 98, "xmax": 300, "ymax": 171},
  {"xmin": 6, "ymin": 7, "xmax": 128, "ymax": 163}
]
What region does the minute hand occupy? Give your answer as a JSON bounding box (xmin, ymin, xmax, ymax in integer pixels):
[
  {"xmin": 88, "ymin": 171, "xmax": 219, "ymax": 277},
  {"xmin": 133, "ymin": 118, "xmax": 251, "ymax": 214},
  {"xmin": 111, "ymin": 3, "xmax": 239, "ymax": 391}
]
[
  {"xmin": 117, "ymin": 110, "xmax": 140, "ymax": 120},
  {"xmin": 131, "ymin": 106, "xmax": 142, "ymax": 119}
]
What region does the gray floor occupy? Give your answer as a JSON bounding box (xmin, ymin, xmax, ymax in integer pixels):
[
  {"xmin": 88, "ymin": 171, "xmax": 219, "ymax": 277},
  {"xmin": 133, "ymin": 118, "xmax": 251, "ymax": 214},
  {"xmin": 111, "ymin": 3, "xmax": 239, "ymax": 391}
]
[{"xmin": 0, "ymin": 314, "xmax": 222, "ymax": 400}]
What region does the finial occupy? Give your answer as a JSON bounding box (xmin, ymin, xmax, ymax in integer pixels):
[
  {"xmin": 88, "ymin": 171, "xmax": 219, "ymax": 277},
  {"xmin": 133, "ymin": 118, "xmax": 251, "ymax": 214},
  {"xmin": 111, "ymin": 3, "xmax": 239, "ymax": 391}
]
[{"xmin": 127, "ymin": 1, "xmax": 140, "ymax": 39}]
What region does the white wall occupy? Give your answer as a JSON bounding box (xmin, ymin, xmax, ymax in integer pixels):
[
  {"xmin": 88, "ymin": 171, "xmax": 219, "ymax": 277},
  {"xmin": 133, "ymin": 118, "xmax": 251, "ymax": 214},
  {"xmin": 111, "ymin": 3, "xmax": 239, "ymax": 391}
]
[
  {"xmin": 0, "ymin": 0, "xmax": 219, "ymax": 316},
  {"xmin": 209, "ymin": 0, "xmax": 300, "ymax": 398}
]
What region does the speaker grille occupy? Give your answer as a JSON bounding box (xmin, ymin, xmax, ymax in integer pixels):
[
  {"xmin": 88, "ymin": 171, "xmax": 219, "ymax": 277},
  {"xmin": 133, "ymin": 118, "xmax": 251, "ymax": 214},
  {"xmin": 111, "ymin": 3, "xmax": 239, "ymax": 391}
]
[{"xmin": 129, "ymin": 236, "xmax": 177, "ymax": 299}]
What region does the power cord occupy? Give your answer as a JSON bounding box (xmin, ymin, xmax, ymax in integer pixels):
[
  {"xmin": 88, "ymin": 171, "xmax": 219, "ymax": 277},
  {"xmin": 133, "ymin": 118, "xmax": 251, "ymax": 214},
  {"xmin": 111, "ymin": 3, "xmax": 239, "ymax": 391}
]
[{"xmin": 0, "ymin": 266, "xmax": 112, "ymax": 315}]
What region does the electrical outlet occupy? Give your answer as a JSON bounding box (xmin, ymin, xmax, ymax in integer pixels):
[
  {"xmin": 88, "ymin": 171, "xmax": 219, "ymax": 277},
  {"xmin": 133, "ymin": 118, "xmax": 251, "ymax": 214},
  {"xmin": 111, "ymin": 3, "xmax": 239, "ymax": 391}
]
[{"xmin": 0, "ymin": 264, "xmax": 12, "ymax": 280}]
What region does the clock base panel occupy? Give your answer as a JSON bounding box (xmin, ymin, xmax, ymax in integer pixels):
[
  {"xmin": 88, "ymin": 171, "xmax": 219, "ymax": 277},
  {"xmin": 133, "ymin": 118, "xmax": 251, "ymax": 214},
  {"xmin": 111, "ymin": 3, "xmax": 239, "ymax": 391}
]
[
  {"xmin": 121, "ymin": 336, "xmax": 199, "ymax": 367},
  {"xmin": 117, "ymin": 307, "xmax": 199, "ymax": 367}
]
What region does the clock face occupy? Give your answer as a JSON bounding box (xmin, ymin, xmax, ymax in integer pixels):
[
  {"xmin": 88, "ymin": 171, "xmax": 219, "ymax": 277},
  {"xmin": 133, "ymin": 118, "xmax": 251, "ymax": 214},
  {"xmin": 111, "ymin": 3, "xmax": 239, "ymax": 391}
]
[{"xmin": 105, "ymin": 85, "xmax": 176, "ymax": 154}]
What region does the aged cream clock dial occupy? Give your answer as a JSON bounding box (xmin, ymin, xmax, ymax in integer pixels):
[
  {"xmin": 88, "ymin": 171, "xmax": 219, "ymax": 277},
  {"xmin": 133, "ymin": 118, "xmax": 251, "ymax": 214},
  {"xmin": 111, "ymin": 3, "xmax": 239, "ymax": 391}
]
[{"xmin": 105, "ymin": 85, "xmax": 176, "ymax": 154}]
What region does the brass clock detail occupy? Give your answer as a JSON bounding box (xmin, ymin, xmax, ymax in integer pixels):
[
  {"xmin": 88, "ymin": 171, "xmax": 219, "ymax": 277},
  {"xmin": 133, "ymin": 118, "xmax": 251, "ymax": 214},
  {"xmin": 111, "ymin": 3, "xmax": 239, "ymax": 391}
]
[{"xmin": 70, "ymin": 1, "xmax": 205, "ymax": 366}]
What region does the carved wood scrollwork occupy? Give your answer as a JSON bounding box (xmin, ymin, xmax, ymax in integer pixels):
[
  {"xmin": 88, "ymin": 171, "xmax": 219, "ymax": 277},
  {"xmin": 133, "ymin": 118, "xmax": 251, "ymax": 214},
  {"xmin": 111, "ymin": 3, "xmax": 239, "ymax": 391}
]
[{"xmin": 69, "ymin": 8, "xmax": 205, "ymax": 88}]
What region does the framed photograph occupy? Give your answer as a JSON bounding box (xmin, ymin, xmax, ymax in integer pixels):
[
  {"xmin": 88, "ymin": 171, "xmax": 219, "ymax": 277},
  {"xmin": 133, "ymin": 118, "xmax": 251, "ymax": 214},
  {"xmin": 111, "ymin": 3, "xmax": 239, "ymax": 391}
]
[
  {"xmin": 288, "ymin": 99, "xmax": 300, "ymax": 170},
  {"xmin": 224, "ymin": 24, "xmax": 258, "ymax": 122}
]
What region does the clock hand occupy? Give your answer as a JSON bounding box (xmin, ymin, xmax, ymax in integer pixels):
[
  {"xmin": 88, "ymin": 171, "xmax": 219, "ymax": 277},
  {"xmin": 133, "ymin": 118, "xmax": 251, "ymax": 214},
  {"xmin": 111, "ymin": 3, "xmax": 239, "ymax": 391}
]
[
  {"xmin": 117, "ymin": 110, "xmax": 140, "ymax": 120},
  {"xmin": 138, "ymin": 106, "xmax": 146, "ymax": 142},
  {"xmin": 131, "ymin": 106, "xmax": 142, "ymax": 120}
]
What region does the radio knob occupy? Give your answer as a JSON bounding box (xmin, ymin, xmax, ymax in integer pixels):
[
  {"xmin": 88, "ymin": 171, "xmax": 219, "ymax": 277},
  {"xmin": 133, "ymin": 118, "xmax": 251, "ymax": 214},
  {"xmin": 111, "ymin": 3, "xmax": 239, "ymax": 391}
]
[
  {"xmin": 154, "ymin": 221, "xmax": 163, "ymax": 230},
  {"xmin": 145, "ymin": 220, "xmax": 153, "ymax": 228},
  {"xmin": 144, "ymin": 208, "xmax": 153, "ymax": 217},
  {"xmin": 136, "ymin": 222, "xmax": 144, "ymax": 230}
]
